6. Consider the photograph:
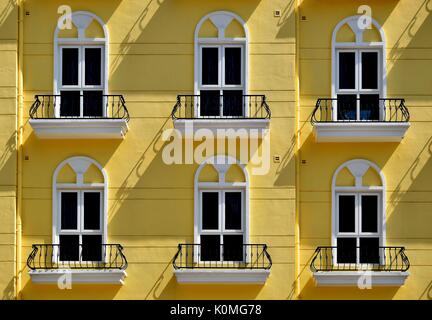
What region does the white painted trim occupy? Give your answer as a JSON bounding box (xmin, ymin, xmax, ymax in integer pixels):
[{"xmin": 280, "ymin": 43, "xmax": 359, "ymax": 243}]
[
  {"xmin": 30, "ymin": 119, "xmax": 129, "ymax": 139},
  {"xmin": 174, "ymin": 269, "xmax": 269, "ymax": 284},
  {"xmin": 194, "ymin": 155, "xmax": 249, "ymax": 262},
  {"xmin": 173, "ymin": 119, "xmax": 269, "ymax": 135},
  {"xmin": 29, "ymin": 270, "xmax": 126, "ymax": 285},
  {"xmin": 312, "ymin": 271, "xmax": 409, "ymax": 287},
  {"xmin": 52, "ymin": 157, "xmax": 108, "ymax": 250},
  {"xmin": 331, "ymin": 159, "xmax": 386, "ymax": 249},
  {"xmin": 313, "ymin": 122, "xmax": 410, "ymax": 142}
]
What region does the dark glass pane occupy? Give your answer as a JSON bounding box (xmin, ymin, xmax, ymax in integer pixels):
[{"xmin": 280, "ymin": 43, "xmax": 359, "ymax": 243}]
[
  {"xmin": 225, "ymin": 47, "xmax": 241, "ymax": 85},
  {"xmin": 62, "ymin": 48, "xmax": 78, "ymax": 85},
  {"xmin": 202, "ymin": 47, "xmax": 218, "ymax": 85},
  {"xmin": 60, "ymin": 91, "xmax": 80, "ymax": 117},
  {"xmin": 361, "ymin": 52, "xmax": 378, "ymax": 89},
  {"xmin": 338, "ymin": 52, "xmax": 356, "ymax": 89},
  {"xmin": 82, "ymin": 235, "xmax": 102, "ymax": 261},
  {"xmin": 223, "ymin": 235, "xmax": 244, "ymax": 261},
  {"xmin": 360, "ymin": 237, "xmax": 380, "ymax": 264},
  {"xmin": 59, "ymin": 235, "xmax": 79, "ymax": 261},
  {"xmin": 200, "ymin": 90, "xmax": 220, "ymax": 116},
  {"xmin": 85, "ymin": 48, "xmax": 102, "ymax": 86},
  {"xmin": 83, "ymin": 91, "xmax": 103, "ymax": 117},
  {"xmin": 225, "ymin": 192, "xmax": 242, "ymax": 230},
  {"xmin": 337, "ymin": 94, "xmax": 357, "ymax": 120},
  {"xmin": 337, "ymin": 238, "xmax": 357, "ymax": 264},
  {"xmin": 61, "ymin": 192, "xmax": 78, "ymax": 230},
  {"xmin": 360, "ymin": 94, "xmax": 380, "ymax": 120},
  {"xmin": 202, "ymin": 192, "xmax": 219, "ymax": 230},
  {"xmin": 84, "ymin": 192, "xmax": 101, "ymax": 230},
  {"xmin": 200, "ymin": 235, "xmax": 220, "ymax": 261},
  {"xmin": 338, "ymin": 195, "xmax": 355, "ymax": 233},
  {"xmin": 361, "ymin": 195, "xmax": 378, "ymax": 233},
  {"xmin": 223, "ymin": 90, "xmax": 243, "ymax": 116}
]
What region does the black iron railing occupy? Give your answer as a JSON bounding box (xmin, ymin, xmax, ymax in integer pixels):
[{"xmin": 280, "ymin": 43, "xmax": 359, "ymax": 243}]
[
  {"xmin": 311, "ymin": 98, "xmax": 410, "ymax": 123},
  {"xmin": 27, "ymin": 244, "xmax": 128, "ymax": 270},
  {"xmin": 29, "ymin": 95, "xmax": 130, "ymax": 121},
  {"xmin": 310, "ymin": 246, "xmax": 410, "ymax": 272},
  {"xmin": 173, "ymin": 244, "xmax": 272, "ymax": 269},
  {"xmin": 171, "ymin": 95, "xmax": 271, "ymax": 120}
]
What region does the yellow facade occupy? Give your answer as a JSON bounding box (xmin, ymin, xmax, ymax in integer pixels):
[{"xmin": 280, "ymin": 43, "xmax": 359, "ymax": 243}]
[{"xmin": 0, "ymin": 0, "xmax": 430, "ymax": 300}]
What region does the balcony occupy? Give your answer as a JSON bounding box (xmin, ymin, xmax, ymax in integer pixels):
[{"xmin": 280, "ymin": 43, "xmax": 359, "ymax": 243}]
[
  {"xmin": 173, "ymin": 243, "xmax": 272, "ymax": 284},
  {"xmin": 29, "ymin": 95, "xmax": 130, "ymax": 139},
  {"xmin": 27, "ymin": 244, "xmax": 128, "ymax": 284},
  {"xmin": 171, "ymin": 94, "xmax": 271, "ymax": 134},
  {"xmin": 311, "ymin": 98, "xmax": 410, "ymax": 142},
  {"xmin": 310, "ymin": 246, "xmax": 410, "ymax": 286}
]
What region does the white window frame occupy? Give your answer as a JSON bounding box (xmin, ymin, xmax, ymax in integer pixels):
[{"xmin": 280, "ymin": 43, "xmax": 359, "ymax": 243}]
[
  {"xmin": 194, "ymin": 11, "xmax": 249, "ymax": 118},
  {"xmin": 331, "ymin": 159, "xmax": 386, "ymax": 267},
  {"xmin": 331, "ymin": 15, "xmax": 386, "ymax": 121},
  {"xmin": 52, "ymin": 156, "xmax": 108, "ymax": 263},
  {"xmin": 54, "ymin": 11, "xmax": 109, "ymax": 118},
  {"xmin": 194, "ymin": 155, "xmax": 249, "ymax": 263}
]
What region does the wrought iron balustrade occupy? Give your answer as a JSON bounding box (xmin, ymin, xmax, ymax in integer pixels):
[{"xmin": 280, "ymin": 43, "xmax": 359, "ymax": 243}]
[
  {"xmin": 311, "ymin": 98, "xmax": 410, "ymax": 123},
  {"xmin": 171, "ymin": 94, "xmax": 271, "ymax": 120},
  {"xmin": 310, "ymin": 246, "xmax": 410, "ymax": 272},
  {"xmin": 27, "ymin": 244, "xmax": 128, "ymax": 270},
  {"xmin": 29, "ymin": 94, "xmax": 130, "ymax": 121},
  {"xmin": 173, "ymin": 243, "xmax": 272, "ymax": 270}
]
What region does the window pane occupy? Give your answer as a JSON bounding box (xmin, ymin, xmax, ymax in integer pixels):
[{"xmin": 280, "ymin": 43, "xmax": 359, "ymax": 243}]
[
  {"xmin": 225, "ymin": 47, "xmax": 241, "ymax": 85},
  {"xmin": 336, "ymin": 237, "xmax": 357, "ymax": 264},
  {"xmin": 200, "ymin": 235, "xmax": 220, "ymax": 261},
  {"xmin": 337, "ymin": 94, "xmax": 357, "ymax": 120},
  {"xmin": 200, "ymin": 90, "xmax": 220, "ymax": 116},
  {"xmin": 225, "ymin": 192, "xmax": 242, "ymax": 230},
  {"xmin": 84, "ymin": 192, "xmax": 101, "ymax": 230},
  {"xmin": 361, "ymin": 52, "xmax": 378, "ymax": 89},
  {"xmin": 223, "ymin": 235, "xmax": 244, "ymax": 261},
  {"xmin": 82, "ymin": 235, "xmax": 103, "ymax": 261},
  {"xmin": 60, "ymin": 91, "xmax": 80, "ymax": 117},
  {"xmin": 360, "ymin": 94, "xmax": 380, "ymax": 120},
  {"xmin": 338, "ymin": 52, "xmax": 356, "ymax": 89},
  {"xmin": 83, "ymin": 91, "xmax": 103, "ymax": 117},
  {"xmin": 61, "ymin": 192, "xmax": 78, "ymax": 230},
  {"xmin": 338, "ymin": 195, "xmax": 356, "ymax": 233},
  {"xmin": 62, "ymin": 48, "xmax": 79, "ymax": 85},
  {"xmin": 202, "ymin": 192, "xmax": 219, "ymax": 230},
  {"xmin": 85, "ymin": 48, "xmax": 102, "ymax": 86},
  {"xmin": 202, "ymin": 47, "xmax": 218, "ymax": 85},
  {"xmin": 59, "ymin": 235, "xmax": 79, "ymax": 261},
  {"xmin": 223, "ymin": 90, "xmax": 243, "ymax": 117},
  {"xmin": 360, "ymin": 237, "xmax": 380, "ymax": 264},
  {"xmin": 361, "ymin": 195, "xmax": 378, "ymax": 233}
]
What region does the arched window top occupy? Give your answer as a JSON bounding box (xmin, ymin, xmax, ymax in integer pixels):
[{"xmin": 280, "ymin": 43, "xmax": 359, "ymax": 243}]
[
  {"xmin": 195, "ymin": 11, "xmax": 248, "ymax": 40},
  {"xmin": 53, "ymin": 156, "xmax": 107, "ymax": 186},
  {"xmin": 332, "ymin": 15, "xmax": 385, "ymax": 45},
  {"xmin": 332, "ymin": 159, "xmax": 385, "ymax": 189},
  {"xmin": 55, "ymin": 11, "xmax": 108, "ymax": 41},
  {"xmin": 195, "ymin": 155, "xmax": 248, "ymax": 184}
]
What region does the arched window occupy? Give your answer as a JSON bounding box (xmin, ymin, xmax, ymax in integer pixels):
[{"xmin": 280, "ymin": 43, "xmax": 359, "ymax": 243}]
[
  {"xmin": 332, "ymin": 15, "xmax": 386, "ymax": 121},
  {"xmin": 53, "ymin": 156, "xmax": 108, "ymax": 262},
  {"xmin": 194, "ymin": 11, "xmax": 248, "ymax": 117},
  {"xmin": 194, "ymin": 155, "xmax": 249, "ymax": 262},
  {"xmin": 54, "ymin": 11, "xmax": 109, "ymax": 118},
  {"xmin": 332, "ymin": 159, "xmax": 385, "ymax": 264}
]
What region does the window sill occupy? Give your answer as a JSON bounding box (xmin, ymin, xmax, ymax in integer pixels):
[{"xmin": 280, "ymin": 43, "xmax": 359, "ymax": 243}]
[
  {"xmin": 313, "ymin": 122, "xmax": 410, "ymax": 142},
  {"xmin": 29, "ymin": 269, "xmax": 127, "ymax": 285},
  {"xmin": 29, "ymin": 119, "xmax": 129, "ymax": 139},
  {"xmin": 174, "ymin": 269, "xmax": 270, "ymax": 284},
  {"xmin": 312, "ymin": 271, "xmax": 409, "ymax": 287},
  {"xmin": 173, "ymin": 119, "xmax": 270, "ymax": 135}
]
